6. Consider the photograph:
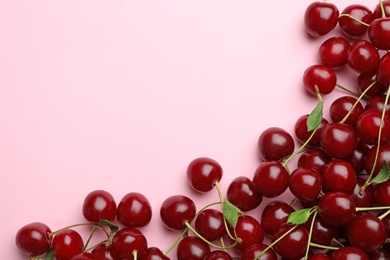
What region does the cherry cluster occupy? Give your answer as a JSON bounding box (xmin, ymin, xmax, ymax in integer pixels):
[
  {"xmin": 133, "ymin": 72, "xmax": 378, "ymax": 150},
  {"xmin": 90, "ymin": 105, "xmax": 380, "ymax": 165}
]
[{"xmin": 14, "ymin": 0, "xmax": 390, "ymax": 260}]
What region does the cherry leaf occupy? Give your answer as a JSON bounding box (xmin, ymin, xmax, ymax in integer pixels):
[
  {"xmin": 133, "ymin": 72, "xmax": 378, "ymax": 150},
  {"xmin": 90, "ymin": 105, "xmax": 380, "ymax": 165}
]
[
  {"xmin": 99, "ymin": 219, "xmax": 119, "ymax": 233},
  {"xmin": 306, "ymin": 101, "xmax": 323, "ymax": 132},
  {"xmin": 222, "ymin": 199, "xmax": 240, "ymax": 229},
  {"xmin": 287, "ymin": 208, "xmax": 312, "ymax": 225},
  {"xmin": 371, "ymin": 162, "xmax": 390, "ymax": 184},
  {"xmin": 44, "ymin": 248, "xmax": 54, "ymax": 260}
]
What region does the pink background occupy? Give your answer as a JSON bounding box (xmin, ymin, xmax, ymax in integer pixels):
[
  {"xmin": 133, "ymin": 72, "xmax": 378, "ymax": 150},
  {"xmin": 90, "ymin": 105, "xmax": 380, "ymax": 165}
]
[{"xmin": 0, "ymin": 0, "xmax": 372, "ymax": 258}]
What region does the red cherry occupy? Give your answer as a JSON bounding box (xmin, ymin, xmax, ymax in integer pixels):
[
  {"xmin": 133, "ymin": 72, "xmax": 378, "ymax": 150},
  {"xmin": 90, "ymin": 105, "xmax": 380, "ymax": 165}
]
[
  {"xmin": 368, "ymin": 18, "xmax": 390, "ymax": 50},
  {"xmin": 377, "ymin": 52, "xmax": 390, "ymax": 86},
  {"xmin": 227, "ymin": 176, "xmax": 262, "ymax": 212},
  {"xmin": 257, "ymin": 127, "xmax": 294, "ymax": 161},
  {"xmin": 139, "ymin": 247, "xmax": 170, "ymax": 260},
  {"xmin": 294, "ymin": 114, "xmax": 328, "ymax": 146},
  {"xmin": 364, "ymin": 143, "xmax": 390, "ymax": 176},
  {"xmin": 373, "ymin": 1, "xmax": 390, "ymax": 19},
  {"xmin": 229, "ymin": 215, "xmax": 264, "ymax": 251},
  {"xmin": 367, "ymin": 246, "xmax": 390, "ymax": 260},
  {"xmin": 91, "ymin": 244, "xmax": 120, "ymax": 260},
  {"xmin": 116, "ymin": 192, "xmax": 152, "ymax": 228},
  {"xmin": 203, "ymin": 250, "xmax": 232, "ymax": 260},
  {"xmin": 240, "ymin": 243, "xmax": 277, "ymax": 260},
  {"xmin": 374, "ymin": 179, "xmax": 390, "ymax": 206},
  {"xmin": 322, "ymin": 159, "xmax": 357, "ymax": 193},
  {"xmin": 194, "ymin": 209, "xmax": 226, "ymax": 241},
  {"xmin": 304, "ymin": 2, "xmax": 339, "ymax": 37},
  {"xmin": 15, "ymin": 222, "xmax": 52, "ymax": 257},
  {"xmin": 160, "ymin": 195, "xmax": 196, "ymax": 230},
  {"xmin": 71, "ymin": 252, "xmax": 97, "ymax": 260},
  {"xmin": 252, "ymin": 161, "xmax": 289, "ymax": 198},
  {"xmin": 357, "ymin": 71, "xmax": 387, "ymax": 98},
  {"xmin": 82, "ymin": 190, "xmax": 116, "ymax": 223},
  {"xmin": 329, "ymin": 96, "xmax": 363, "ymax": 126},
  {"xmin": 303, "ymin": 64, "xmax": 337, "ymax": 95},
  {"xmin": 318, "ymin": 37, "xmax": 350, "ymax": 69},
  {"xmin": 347, "ymin": 40, "xmax": 380, "ymax": 74},
  {"xmin": 338, "ymin": 4, "xmax": 373, "ymax": 38},
  {"xmin": 186, "ymin": 157, "xmax": 223, "ymax": 192},
  {"xmin": 52, "ymin": 229, "xmax": 84, "ymax": 260},
  {"xmin": 111, "ymin": 228, "xmax": 147, "ymax": 260},
  {"xmin": 297, "ymin": 148, "xmax": 331, "ymax": 174},
  {"xmin": 365, "ymin": 95, "xmax": 390, "ymax": 118},
  {"xmin": 176, "ymin": 236, "xmax": 210, "ymax": 260},
  {"xmin": 289, "ymin": 167, "xmax": 323, "ymax": 202},
  {"xmin": 350, "ymin": 177, "xmax": 374, "ymax": 207},
  {"xmin": 318, "ymin": 191, "xmax": 356, "ymax": 227},
  {"xmin": 261, "ymin": 200, "xmax": 294, "ymax": 236},
  {"xmin": 303, "ymin": 214, "xmax": 336, "ymax": 246},
  {"xmin": 355, "ymin": 109, "xmax": 390, "ymax": 146},
  {"xmin": 345, "ymin": 140, "xmax": 370, "ymax": 174},
  {"xmin": 332, "ymin": 246, "xmax": 368, "ymax": 260}
]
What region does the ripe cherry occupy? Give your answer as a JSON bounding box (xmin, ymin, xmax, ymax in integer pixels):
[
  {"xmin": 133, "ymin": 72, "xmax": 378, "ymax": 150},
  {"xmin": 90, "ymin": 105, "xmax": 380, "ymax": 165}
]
[
  {"xmin": 176, "ymin": 236, "xmax": 210, "ymax": 260},
  {"xmin": 374, "ymin": 179, "xmax": 390, "ymax": 206},
  {"xmin": 289, "ymin": 167, "xmax": 323, "ymax": 202},
  {"xmin": 345, "ymin": 140, "xmax": 370, "ymax": 174},
  {"xmin": 357, "ymin": 71, "xmax": 387, "ymax": 98},
  {"xmin": 52, "ymin": 229, "xmax": 84, "ymax": 260},
  {"xmin": 82, "ymin": 190, "xmax": 116, "ymax": 223},
  {"xmin": 364, "ymin": 143, "xmax": 390, "ymax": 176},
  {"xmin": 261, "ymin": 200, "xmax": 294, "ymax": 236},
  {"xmin": 318, "ymin": 191, "xmax": 356, "ymax": 227},
  {"xmin": 203, "ymin": 250, "xmax": 232, "ymax": 260},
  {"xmin": 111, "ymin": 228, "xmax": 147, "ymax": 260},
  {"xmin": 368, "ymin": 17, "xmax": 390, "ymax": 50},
  {"xmin": 338, "ymin": 4, "xmax": 373, "ymax": 38},
  {"xmin": 322, "ymin": 159, "xmax": 357, "ymax": 193},
  {"xmin": 350, "ymin": 177, "xmax": 374, "ymax": 207},
  {"xmin": 294, "ymin": 114, "xmax": 328, "ymax": 146},
  {"xmin": 116, "ymin": 192, "xmax": 152, "ymax": 228},
  {"xmin": 373, "ymin": 1, "xmax": 390, "ymax": 19},
  {"xmin": 71, "ymin": 252, "xmax": 97, "ymax": 260},
  {"xmin": 347, "ymin": 40, "xmax": 380, "ymax": 74},
  {"xmin": 194, "ymin": 208, "xmax": 226, "ymax": 241},
  {"xmin": 355, "ymin": 109, "xmax": 390, "ymax": 146},
  {"xmin": 303, "ymin": 214, "xmax": 336, "ymax": 246},
  {"xmin": 303, "ymin": 64, "xmax": 337, "ymax": 95},
  {"xmin": 367, "ymin": 246, "xmax": 390, "ymax": 260},
  {"xmin": 186, "ymin": 157, "xmax": 223, "ymax": 192},
  {"xmin": 15, "ymin": 222, "xmax": 52, "ymax": 257},
  {"xmin": 377, "ymin": 52, "xmax": 390, "ymax": 86},
  {"xmin": 227, "ymin": 176, "xmax": 262, "ymax": 212},
  {"xmin": 91, "ymin": 244, "xmax": 120, "ymax": 260},
  {"xmin": 297, "ymin": 148, "xmax": 331, "ymax": 174},
  {"xmin": 229, "ymin": 215, "xmax": 264, "ymax": 251},
  {"xmin": 365, "ymin": 95, "xmax": 390, "ymax": 117},
  {"xmin": 257, "ymin": 127, "xmax": 294, "ymax": 161},
  {"xmin": 240, "ymin": 243, "xmax": 277, "ymax": 260},
  {"xmin": 304, "ymin": 1, "xmax": 339, "ymax": 37},
  {"xmin": 318, "ymin": 37, "xmax": 350, "ymax": 69},
  {"xmin": 139, "ymin": 247, "xmax": 170, "ymax": 260},
  {"xmin": 252, "ymin": 161, "xmax": 289, "ymax": 198},
  {"xmin": 332, "ymin": 246, "xmax": 368, "ymax": 260},
  {"xmin": 160, "ymin": 195, "xmax": 196, "ymax": 230},
  {"xmin": 329, "ymin": 96, "xmax": 363, "ymax": 126}
]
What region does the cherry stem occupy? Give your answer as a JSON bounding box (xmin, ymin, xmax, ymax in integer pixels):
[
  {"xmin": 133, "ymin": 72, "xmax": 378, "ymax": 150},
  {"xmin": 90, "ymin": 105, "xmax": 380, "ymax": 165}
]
[
  {"xmin": 335, "ymin": 83, "xmax": 362, "ymax": 99},
  {"xmin": 380, "ymin": 0, "xmax": 386, "ymax": 18},
  {"xmin": 132, "ymin": 250, "xmax": 138, "ymax": 260},
  {"xmin": 49, "ymin": 222, "xmax": 110, "ymax": 239},
  {"xmin": 83, "ymin": 226, "xmax": 97, "ymax": 252},
  {"xmin": 379, "ymin": 208, "xmax": 390, "ymax": 220},
  {"xmin": 304, "ymin": 210, "xmax": 318, "ymax": 260},
  {"xmin": 356, "ymin": 205, "xmax": 390, "ymax": 212},
  {"xmin": 309, "ymin": 242, "xmax": 340, "ymax": 251},
  {"xmin": 338, "ymin": 14, "xmax": 370, "ymax": 27}
]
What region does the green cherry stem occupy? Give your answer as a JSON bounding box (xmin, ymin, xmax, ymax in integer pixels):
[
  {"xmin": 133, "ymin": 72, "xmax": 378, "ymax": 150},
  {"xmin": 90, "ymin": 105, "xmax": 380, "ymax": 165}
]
[
  {"xmin": 379, "ymin": 208, "xmax": 390, "ymax": 220},
  {"xmin": 49, "ymin": 223, "xmax": 110, "ymax": 239},
  {"xmin": 356, "ymin": 205, "xmax": 390, "ymax": 212},
  {"xmin": 83, "ymin": 226, "xmax": 97, "ymax": 252},
  {"xmin": 304, "ymin": 210, "xmax": 318, "ymax": 260},
  {"xmin": 335, "ymin": 83, "xmax": 362, "ymax": 98},
  {"xmin": 338, "ymin": 14, "xmax": 370, "ymax": 27},
  {"xmin": 309, "ymin": 242, "xmax": 340, "ymax": 251},
  {"xmin": 380, "ymin": 0, "xmax": 386, "ymax": 18}
]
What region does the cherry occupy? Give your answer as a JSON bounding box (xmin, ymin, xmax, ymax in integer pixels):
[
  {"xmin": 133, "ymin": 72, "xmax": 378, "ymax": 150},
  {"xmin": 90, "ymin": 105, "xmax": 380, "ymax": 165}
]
[
  {"xmin": 203, "ymin": 250, "xmax": 232, "ymax": 260},
  {"xmin": 82, "ymin": 190, "xmax": 116, "ymax": 223},
  {"xmin": 271, "ymin": 223, "xmax": 309, "ymax": 260},
  {"xmin": 257, "ymin": 127, "xmax": 295, "ymax": 161},
  {"xmin": 303, "ymin": 64, "xmax": 337, "ymax": 95},
  {"xmin": 355, "ymin": 109, "xmax": 390, "ymax": 146},
  {"xmin": 377, "ymin": 52, "xmax": 390, "ymax": 86},
  {"xmin": 227, "ymin": 176, "xmax": 262, "ymax": 212},
  {"xmin": 261, "ymin": 200, "xmax": 295, "ymax": 236},
  {"xmin": 347, "ymin": 40, "xmax": 380, "ymax": 74},
  {"xmin": 15, "ymin": 222, "xmax": 52, "ymax": 257},
  {"xmin": 320, "ymin": 122, "xmax": 358, "ymax": 159},
  {"xmin": 297, "ymin": 148, "xmax": 331, "ymax": 174},
  {"xmin": 229, "ymin": 215, "xmax": 264, "ymax": 251},
  {"xmin": 303, "ymin": 214, "xmax": 336, "ymax": 246},
  {"xmin": 304, "ymin": 1, "xmax": 339, "ymax": 37},
  {"xmin": 52, "ymin": 229, "xmax": 84, "ymax": 260},
  {"xmin": 332, "ymin": 246, "xmax": 369, "ymax": 260},
  {"xmin": 176, "ymin": 236, "xmax": 210, "ymax": 260},
  {"xmin": 350, "ymin": 177, "xmax": 374, "ymax": 207},
  {"xmin": 373, "ymin": 1, "xmax": 390, "ymax": 19},
  {"xmin": 186, "ymin": 157, "xmax": 223, "ymax": 192},
  {"xmin": 240, "ymin": 243, "xmax": 277, "ymax": 260},
  {"xmin": 318, "ymin": 191, "xmax": 356, "ymax": 227},
  {"xmin": 318, "ymin": 37, "xmax": 350, "ymax": 69},
  {"xmin": 329, "ymin": 96, "xmax": 363, "ymax": 126},
  {"xmin": 71, "ymin": 252, "xmax": 97, "ymax": 260},
  {"xmin": 111, "ymin": 228, "xmax": 147, "ymax": 260},
  {"xmin": 366, "ymin": 95, "xmax": 390, "ymax": 118},
  {"xmin": 139, "ymin": 247, "xmax": 170, "ymax": 260},
  {"xmin": 357, "ymin": 71, "xmax": 387, "ymax": 98},
  {"xmin": 345, "ymin": 140, "xmax": 370, "ymax": 174},
  {"xmin": 322, "ymin": 159, "xmax": 357, "ymax": 193},
  {"xmin": 116, "ymin": 192, "xmax": 152, "ymax": 228},
  {"xmin": 374, "ymin": 179, "xmax": 390, "ymax": 206},
  {"xmin": 252, "ymin": 161, "xmax": 289, "ymax": 198},
  {"xmin": 367, "ymin": 246, "xmax": 390, "ymax": 260},
  {"xmin": 194, "ymin": 208, "xmax": 226, "ymax": 242},
  {"xmin": 91, "ymin": 244, "xmax": 120, "ymax": 260},
  {"xmin": 368, "ymin": 17, "xmax": 390, "ymax": 50},
  {"xmin": 160, "ymin": 195, "xmax": 196, "ymax": 230},
  {"xmin": 338, "ymin": 4, "xmax": 373, "ymax": 38},
  {"xmin": 347, "ymin": 212, "xmax": 387, "ymax": 252},
  {"xmin": 364, "ymin": 143, "xmax": 390, "ymax": 176},
  {"xmin": 294, "ymin": 114, "xmax": 328, "ymax": 146},
  {"xmin": 289, "ymin": 167, "xmax": 323, "ymax": 202}
]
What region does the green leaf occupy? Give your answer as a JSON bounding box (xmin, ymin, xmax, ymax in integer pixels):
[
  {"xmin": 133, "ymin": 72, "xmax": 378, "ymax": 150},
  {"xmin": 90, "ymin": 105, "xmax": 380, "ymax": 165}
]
[
  {"xmin": 44, "ymin": 248, "xmax": 54, "ymax": 260},
  {"xmin": 222, "ymin": 199, "xmax": 241, "ymax": 229},
  {"xmin": 287, "ymin": 208, "xmax": 313, "ymax": 225},
  {"xmin": 99, "ymin": 219, "xmax": 119, "ymax": 233},
  {"xmin": 371, "ymin": 162, "xmax": 390, "ymax": 184},
  {"xmin": 306, "ymin": 101, "xmax": 323, "ymax": 132}
]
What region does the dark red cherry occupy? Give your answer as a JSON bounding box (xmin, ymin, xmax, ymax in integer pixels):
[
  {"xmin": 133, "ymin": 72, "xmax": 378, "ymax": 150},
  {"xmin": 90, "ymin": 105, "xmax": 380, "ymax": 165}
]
[
  {"xmin": 332, "ymin": 246, "xmax": 368, "ymax": 260},
  {"xmin": 294, "ymin": 114, "xmax": 328, "ymax": 146},
  {"xmin": 139, "ymin": 247, "xmax": 170, "ymax": 260},
  {"xmin": 186, "ymin": 157, "xmax": 223, "ymax": 192},
  {"xmin": 117, "ymin": 192, "xmax": 152, "ymax": 228},
  {"xmin": 366, "ymin": 95, "xmax": 390, "ymax": 118},
  {"xmin": 350, "ymin": 177, "xmax": 374, "ymax": 207},
  {"xmin": 318, "ymin": 191, "xmax": 356, "ymax": 227},
  {"xmin": 374, "ymin": 179, "xmax": 390, "ymax": 206},
  {"xmin": 357, "ymin": 71, "xmax": 387, "ymax": 98},
  {"xmin": 368, "ymin": 18, "xmax": 390, "ymax": 50},
  {"xmin": 176, "ymin": 236, "xmax": 210, "ymax": 260},
  {"xmin": 289, "ymin": 167, "xmax": 323, "ymax": 202},
  {"xmin": 160, "ymin": 195, "xmax": 196, "ymax": 230},
  {"xmin": 227, "ymin": 176, "xmax": 262, "ymax": 212},
  {"xmin": 52, "ymin": 229, "xmax": 84, "ymax": 260},
  {"xmin": 303, "ymin": 64, "xmax": 337, "ymax": 95},
  {"xmin": 367, "ymin": 246, "xmax": 390, "ymax": 260},
  {"xmin": 257, "ymin": 127, "xmax": 294, "ymax": 161},
  {"xmin": 304, "ymin": 2, "xmax": 339, "ymax": 37},
  {"xmin": 377, "ymin": 52, "xmax": 390, "ymax": 86},
  {"xmin": 252, "ymin": 161, "xmax": 289, "ymax": 198},
  {"xmin": 82, "ymin": 190, "xmax": 116, "ymax": 223},
  {"xmin": 261, "ymin": 200, "xmax": 294, "ymax": 236},
  {"xmin": 322, "ymin": 159, "xmax": 357, "ymax": 193},
  {"xmin": 347, "ymin": 40, "xmax": 380, "ymax": 74},
  {"xmin": 364, "ymin": 143, "xmax": 390, "ymax": 176},
  {"xmin": 303, "ymin": 214, "xmax": 336, "ymax": 246},
  {"xmin": 339, "ymin": 4, "xmax": 373, "ymax": 38},
  {"xmin": 240, "ymin": 243, "xmax": 277, "ymax": 260},
  {"xmin": 229, "ymin": 215, "xmax": 264, "ymax": 251},
  {"xmin": 203, "ymin": 250, "xmax": 232, "ymax": 260},
  {"xmin": 91, "ymin": 244, "xmax": 120, "ymax": 260},
  {"xmin": 329, "ymin": 96, "xmax": 363, "ymax": 126},
  {"xmin": 15, "ymin": 222, "xmax": 52, "ymax": 257},
  {"xmin": 298, "ymin": 148, "xmax": 331, "ymax": 174},
  {"xmin": 320, "ymin": 122, "xmax": 358, "ymax": 159},
  {"xmin": 195, "ymin": 209, "xmax": 226, "ymax": 241},
  {"xmin": 272, "ymin": 223, "xmax": 309, "ymax": 260},
  {"xmin": 71, "ymin": 252, "xmax": 97, "ymax": 260},
  {"xmin": 345, "ymin": 140, "xmax": 370, "ymax": 174},
  {"xmin": 373, "ymin": 1, "xmax": 390, "ymax": 19},
  {"xmin": 355, "ymin": 109, "xmax": 390, "ymax": 146},
  {"xmin": 318, "ymin": 37, "xmax": 350, "ymax": 69},
  {"xmin": 111, "ymin": 228, "xmax": 147, "ymax": 260}
]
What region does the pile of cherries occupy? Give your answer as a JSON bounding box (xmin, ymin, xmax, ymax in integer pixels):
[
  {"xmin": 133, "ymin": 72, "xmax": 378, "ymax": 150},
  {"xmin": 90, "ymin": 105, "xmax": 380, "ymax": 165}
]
[{"xmin": 15, "ymin": 0, "xmax": 390, "ymax": 259}]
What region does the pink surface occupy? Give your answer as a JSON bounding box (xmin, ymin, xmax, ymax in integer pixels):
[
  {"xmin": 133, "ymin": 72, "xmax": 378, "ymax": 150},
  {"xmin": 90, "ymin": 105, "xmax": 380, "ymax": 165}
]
[{"xmin": 0, "ymin": 0, "xmax": 372, "ymax": 259}]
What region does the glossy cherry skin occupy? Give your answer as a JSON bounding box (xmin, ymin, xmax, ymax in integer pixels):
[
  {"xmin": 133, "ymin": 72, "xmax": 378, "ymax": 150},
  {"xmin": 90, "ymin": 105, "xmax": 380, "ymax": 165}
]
[
  {"xmin": 373, "ymin": 1, "xmax": 390, "ymax": 19},
  {"xmin": 82, "ymin": 190, "xmax": 117, "ymax": 223},
  {"xmin": 294, "ymin": 114, "xmax": 328, "ymax": 146},
  {"xmin": 261, "ymin": 200, "xmax": 294, "ymax": 236},
  {"xmin": 304, "ymin": 2, "xmax": 339, "ymax": 37},
  {"xmin": 350, "ymin": 177, "xmax": 374, "ymax": 207},
  {"xmin": 366, "ymin": 95, "xmax": 390, "ymax": 118},
  {"xmin": 355, "ymin": 109, "xmax": 390, "ymax": 146},
  {"xmin": 347, "ymin": 40, "xmax": 380, "ymax": 74},
  {"xmin": 203, "ymin": 250, "xmax": 232, "ymax": 260},
  {"xmin": 318, "ymin": 37, "xmax": 350, "ymax": 69},
  {"xmin": 252, "ymin": 161, "xmax": 289, "ymax": 198},
  {"xmin": 338, "ymin": 4, "xmax": 373, "ymax": 38},
  {"xmin": 368, "ymin": 18, "xmax": 390, "ymax": 50},
  {"xmin": 377, "ymin": 52, "xmax": 390, "ymax": 86},
  {"xmin": 298, "ymin": 148, "xmax": 331, "ymax": 174},
  {"xmin": 160, "ymin": 195, "xmax": 196, "ymax": 230},
  {"xmin": 139, "ymin": 247, "xmax": 170, "ymax": 260},
  {"xmin": 357, "ymin": 71, "xmax": 387, "ymax": 98},
  {"xmin": 176, "ymin": 236, "xmax": 210, "ymax": 260},
  {"xmin": 322, "ymin": 159, "xmax": 357, "ymax": 193},
  {"xmin": 303, "ymin": 64, "xmax": 337, "ymax": 95},
  {"xmin": 332, "ymin": 246, "xmax": 368, "ymax": 260},
  {"xmin": 111, "ymin": 228, "xmax": 147, "ymax": 260},
  {"xmin": 348, "ymin": 212, "xmax": 387, "ymax": 252},
  {"xmin": 374, "ymin": 179, "xmax": 390, "ymax": 206},
  {"xmin": 15, "ymin": 222, "xmax": 52, "ymax": 257},
  {"xmin": 117, "ymin": 192, "xmax": 152, "ymax": 228},
  {"xmin": 257, "ymin": 127, "xmax": 294, "ymax": 161},
  {"xmin": 52, "ymin": 229, "xmax": 84, "ymax": 260},
  {"xmin": 186, "ymin": 157, "xmax": 223, "ymax": 192},
  {"xmin": 320, "ymin": 122, "xmax": 358, "ymax": 159},
  {"xmin": 329, "ymin": 96, "xmax": 363, "ymax": 126},
  {"xmin": 91, "ymin": 244, "xmax": 120, "ymax": 260},
  {"xmin": 318, "ymin": 191, "xmax": 356, "ymax": 227},
  {"xmin": 289, "ymin": 167, "xmax": 323, "ymax": 202},
  {"xmin": 240, "ymin": 243, "xmax": 277, "ymax": 260},
  {"xmin": 227, "ymin": 176, "xmax": 262, "ymax": 212},
  {"xmin": 195, "ymin": 209, "xmax": 225, "ymax": 241},
  {"xmin": 345, "ymin": 140, "xmax": 370, "ymax": 174},
  {"xmin": 71, "ymin": 252, "xmax": 97, "ymax": 260},
  {"xmin": 303, "ymin": 214, "xmax": 336, "ymax": 246},
  {"xmin": 364, "ymin": 143, "xmax": 390, "ymax": 176},
  {"xmin": 229, "ymin": 215, "xmax": 264, "ymax": 251},
  {"xmin": 271, "ymin": 223, "xmax": 309, "ymax": 260}
]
